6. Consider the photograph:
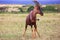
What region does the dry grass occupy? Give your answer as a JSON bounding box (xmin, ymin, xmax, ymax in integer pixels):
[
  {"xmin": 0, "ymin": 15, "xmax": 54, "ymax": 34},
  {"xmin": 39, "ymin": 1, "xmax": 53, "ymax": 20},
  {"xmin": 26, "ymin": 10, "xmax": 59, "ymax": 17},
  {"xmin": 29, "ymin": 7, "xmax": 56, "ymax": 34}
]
[{"xmin": 0, "ymin": 13, "xmax": 60, "ymax": 40}]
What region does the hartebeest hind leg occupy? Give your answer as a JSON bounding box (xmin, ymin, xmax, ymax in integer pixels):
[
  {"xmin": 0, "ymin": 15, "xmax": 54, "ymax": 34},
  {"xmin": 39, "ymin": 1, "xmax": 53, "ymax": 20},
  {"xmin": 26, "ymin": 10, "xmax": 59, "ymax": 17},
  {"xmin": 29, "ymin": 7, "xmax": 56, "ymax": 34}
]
[
  {"xmin": 23, "ymin": 24, "xmax": 27, "ymax": 37},
  {"xmin": 34, "ymin": 24, "xmax": 40, "ymax": 37}
]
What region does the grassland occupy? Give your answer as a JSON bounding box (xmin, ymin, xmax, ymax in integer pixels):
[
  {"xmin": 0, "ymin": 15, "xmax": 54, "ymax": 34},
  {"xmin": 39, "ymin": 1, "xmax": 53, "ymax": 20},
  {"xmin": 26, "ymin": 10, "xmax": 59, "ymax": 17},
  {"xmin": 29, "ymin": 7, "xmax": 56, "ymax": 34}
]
[{"xmin": 0, "ymin": 13, "xmax": 60, "ymax": 40}]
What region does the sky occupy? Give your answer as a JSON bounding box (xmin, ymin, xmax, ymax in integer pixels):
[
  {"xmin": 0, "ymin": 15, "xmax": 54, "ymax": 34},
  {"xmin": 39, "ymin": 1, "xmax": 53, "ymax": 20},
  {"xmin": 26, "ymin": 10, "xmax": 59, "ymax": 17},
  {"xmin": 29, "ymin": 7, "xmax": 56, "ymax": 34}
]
[
  {"xmin": 0, "ymin": 0, "xmax": 59, "ymax": 1},
  {"xmin": 0, "ymin": 0, "xmax": 60, "ymax": 4}
]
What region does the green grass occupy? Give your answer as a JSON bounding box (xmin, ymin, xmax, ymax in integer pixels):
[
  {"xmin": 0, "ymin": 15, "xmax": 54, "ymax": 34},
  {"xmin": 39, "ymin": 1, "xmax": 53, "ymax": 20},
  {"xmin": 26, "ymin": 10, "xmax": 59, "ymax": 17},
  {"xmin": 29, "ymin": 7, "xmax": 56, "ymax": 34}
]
[{"xmin": 0, "ymin": 13, "xmax": 60, "ymax": 40}]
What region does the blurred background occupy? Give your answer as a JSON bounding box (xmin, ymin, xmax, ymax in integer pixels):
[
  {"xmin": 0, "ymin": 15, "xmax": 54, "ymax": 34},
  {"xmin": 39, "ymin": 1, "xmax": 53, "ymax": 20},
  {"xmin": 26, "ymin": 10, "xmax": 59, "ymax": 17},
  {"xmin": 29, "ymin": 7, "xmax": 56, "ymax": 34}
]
[{"xmin": 0, "ymin": 0, "xmax": 60, "ymax": 13}]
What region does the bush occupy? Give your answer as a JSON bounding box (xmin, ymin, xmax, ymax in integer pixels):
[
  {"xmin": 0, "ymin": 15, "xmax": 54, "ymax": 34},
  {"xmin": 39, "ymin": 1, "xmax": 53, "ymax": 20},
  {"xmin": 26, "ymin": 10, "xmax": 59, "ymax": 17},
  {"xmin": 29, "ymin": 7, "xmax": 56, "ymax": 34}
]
[
  {"xmin": 27, "ymin": 6, "xmax": 34, "ymax": 12},
  {"xmin": 18, "ymin": 8, "xmax": 24, "ymax": 12},
  {"xmin": 42, "ymin": 6, "xmax": 58, "ymax": 12}
]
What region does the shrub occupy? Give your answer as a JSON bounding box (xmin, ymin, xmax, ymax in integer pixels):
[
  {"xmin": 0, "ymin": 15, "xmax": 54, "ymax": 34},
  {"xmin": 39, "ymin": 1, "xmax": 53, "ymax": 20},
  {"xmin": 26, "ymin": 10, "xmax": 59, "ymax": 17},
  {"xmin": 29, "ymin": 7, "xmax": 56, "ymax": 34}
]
[
  {"xmin": 27, "ymin": 6, "xmax": 34, "ymax": 12},
  {"xmin": 18, "ymin": 8, "xmax": 24, "ymax": 12},
  {"xmin": 42, "ymin": 6, "xmax": 57, "ymax": 12}
]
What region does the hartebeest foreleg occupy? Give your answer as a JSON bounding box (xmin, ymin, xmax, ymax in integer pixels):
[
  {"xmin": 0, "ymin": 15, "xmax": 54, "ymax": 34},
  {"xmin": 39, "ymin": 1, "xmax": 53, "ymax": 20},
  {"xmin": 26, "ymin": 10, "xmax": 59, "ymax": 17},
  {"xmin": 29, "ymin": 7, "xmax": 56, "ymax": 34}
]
[
  {"xmin": 30, "ymin": 25, "xmax": 36, "ymax": 38},
  {"xmin": 34, "ymin": 24, "xmax": 40, "ymax": 37}
]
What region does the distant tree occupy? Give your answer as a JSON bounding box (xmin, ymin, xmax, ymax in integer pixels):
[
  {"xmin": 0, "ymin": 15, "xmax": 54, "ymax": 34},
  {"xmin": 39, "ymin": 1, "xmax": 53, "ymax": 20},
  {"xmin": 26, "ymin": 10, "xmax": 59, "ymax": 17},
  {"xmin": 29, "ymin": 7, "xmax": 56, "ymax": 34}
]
[
  {"xmin": 18, "ymin": 8, "xmax": 24, "ymax": 12},
  {"xmin": 42, "ymin": 6, "xmax": 57, "ymax": 12},
  {"xmin": 27, "ymin": 6, "xmax": 34, "ymax": 12},
  {"xmin": 0, "ymin": 7, "xmax": 7, "ymax": 12}
]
